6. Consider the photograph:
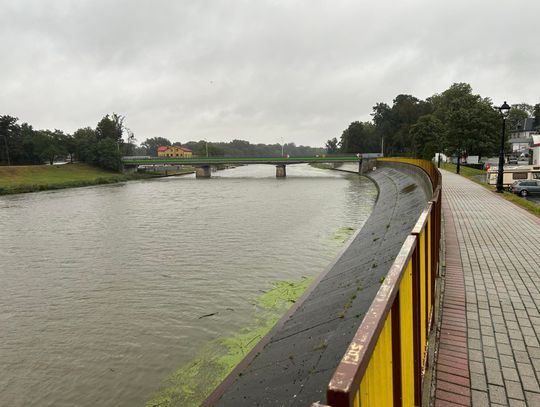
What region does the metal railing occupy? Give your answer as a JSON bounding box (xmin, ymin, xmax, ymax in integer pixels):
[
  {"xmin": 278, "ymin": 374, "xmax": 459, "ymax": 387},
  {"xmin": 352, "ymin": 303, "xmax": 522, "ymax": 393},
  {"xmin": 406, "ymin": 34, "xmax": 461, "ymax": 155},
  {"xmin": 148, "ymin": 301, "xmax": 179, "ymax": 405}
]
[{"xmin": 313, "ymin": 158, "xmax": 442, "ymax": 407}]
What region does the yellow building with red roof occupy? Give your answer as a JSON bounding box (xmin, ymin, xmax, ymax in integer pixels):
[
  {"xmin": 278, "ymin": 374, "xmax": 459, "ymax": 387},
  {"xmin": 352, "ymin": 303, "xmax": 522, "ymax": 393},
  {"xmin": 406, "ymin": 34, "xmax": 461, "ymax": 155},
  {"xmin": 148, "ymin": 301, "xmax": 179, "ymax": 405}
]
[{"xmin": 157, "ymin": 146, "xmax": 193, "ymax": 158}]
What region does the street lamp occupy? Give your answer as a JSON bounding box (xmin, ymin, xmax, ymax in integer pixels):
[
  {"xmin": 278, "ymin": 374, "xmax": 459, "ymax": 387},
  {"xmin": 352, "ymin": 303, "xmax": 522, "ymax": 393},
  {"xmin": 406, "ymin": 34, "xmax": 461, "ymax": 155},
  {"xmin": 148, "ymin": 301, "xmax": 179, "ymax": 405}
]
[{"xmin": 496, "ymin": 101, "xmax": 511, "ymax": 193}]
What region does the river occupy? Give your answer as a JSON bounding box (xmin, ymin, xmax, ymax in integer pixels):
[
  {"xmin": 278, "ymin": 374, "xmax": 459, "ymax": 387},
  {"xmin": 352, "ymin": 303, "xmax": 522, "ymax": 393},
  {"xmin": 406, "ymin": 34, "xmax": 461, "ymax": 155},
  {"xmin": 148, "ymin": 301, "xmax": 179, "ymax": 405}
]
[{"xmin": 0, "ymin": 164, "xmax": 376, "ymax": 406}]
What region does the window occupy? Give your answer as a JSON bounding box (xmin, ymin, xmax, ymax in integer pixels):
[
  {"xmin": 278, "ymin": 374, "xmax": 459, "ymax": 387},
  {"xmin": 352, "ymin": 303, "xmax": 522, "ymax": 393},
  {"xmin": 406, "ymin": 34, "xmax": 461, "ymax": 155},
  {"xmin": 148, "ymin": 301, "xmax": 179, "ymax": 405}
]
[
  {"xmin": 513, "ymin": 172, "xmax": 528, "ymax": 180},
  {"xmin": 532, "ymin": 173, "xmax": 540, "ymax": 180}
]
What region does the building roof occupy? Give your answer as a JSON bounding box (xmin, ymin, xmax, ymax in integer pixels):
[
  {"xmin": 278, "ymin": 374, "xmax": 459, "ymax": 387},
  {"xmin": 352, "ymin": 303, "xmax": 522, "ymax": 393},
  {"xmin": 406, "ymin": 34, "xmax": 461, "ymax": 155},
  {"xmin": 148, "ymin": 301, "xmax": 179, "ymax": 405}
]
[
  {"xmin": 157, "ymin": 145, "xmax": 192, "ymax": 152},
  {"xmin": 508, "ymin": 137, "xmax": 533, "ymax": 144}
]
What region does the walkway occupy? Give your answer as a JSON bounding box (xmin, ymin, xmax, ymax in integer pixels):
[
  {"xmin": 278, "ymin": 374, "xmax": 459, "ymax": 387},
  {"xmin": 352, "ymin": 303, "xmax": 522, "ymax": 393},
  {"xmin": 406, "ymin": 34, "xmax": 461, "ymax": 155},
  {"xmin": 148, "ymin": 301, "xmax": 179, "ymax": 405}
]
[{"xmin": 435, "ymin": 170, "xmax": 540, "ymax": 406}]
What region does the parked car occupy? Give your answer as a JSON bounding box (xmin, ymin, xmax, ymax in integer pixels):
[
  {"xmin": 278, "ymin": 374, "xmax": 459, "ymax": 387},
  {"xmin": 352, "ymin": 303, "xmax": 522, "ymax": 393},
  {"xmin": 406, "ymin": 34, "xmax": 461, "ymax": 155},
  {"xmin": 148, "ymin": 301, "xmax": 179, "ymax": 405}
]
[{"xmin": 511, "ymin": 180, "xmax": 540, "ymax": 197}]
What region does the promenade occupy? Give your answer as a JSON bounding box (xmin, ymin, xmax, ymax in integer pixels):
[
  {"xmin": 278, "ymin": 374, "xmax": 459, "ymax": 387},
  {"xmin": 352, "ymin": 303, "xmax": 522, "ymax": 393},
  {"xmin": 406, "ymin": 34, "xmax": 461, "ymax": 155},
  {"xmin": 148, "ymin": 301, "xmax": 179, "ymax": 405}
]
[{"xmin": 434, "ymin": 170, "xmax": 540, "ymax": 406}]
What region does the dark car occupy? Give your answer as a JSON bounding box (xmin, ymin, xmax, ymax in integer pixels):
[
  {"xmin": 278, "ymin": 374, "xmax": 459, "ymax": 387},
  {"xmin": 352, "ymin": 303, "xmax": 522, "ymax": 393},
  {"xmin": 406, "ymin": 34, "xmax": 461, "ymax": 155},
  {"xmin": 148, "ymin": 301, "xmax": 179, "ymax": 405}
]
[{"xmin": 511, "ymin": 180, "xmax": 540, "ymax": 197}]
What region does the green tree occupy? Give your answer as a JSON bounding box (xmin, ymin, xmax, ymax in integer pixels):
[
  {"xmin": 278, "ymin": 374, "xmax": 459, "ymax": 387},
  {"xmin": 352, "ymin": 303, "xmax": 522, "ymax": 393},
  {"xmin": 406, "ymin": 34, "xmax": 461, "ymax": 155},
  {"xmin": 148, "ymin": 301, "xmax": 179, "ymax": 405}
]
[
  {"xmin": 94, "ymin": 138, "xmax": 122, "ymax": 171},
  {"xmin": 534, "ymin": 103, "xmax": 540, "ymax": 130},
  {"xmin": 339, "ymin": 121, "xmax": 378, "ymax": 153},
  {"xmin": 96, "ymin": 113, "xmax": 124, "ymax": 142},
  {"xmin": 0, "ymin": 115, "xmax": 18, "ymax": 165},
  {"xmin": 141, "ymin": 137, "xmax": 172, "ymax": 156},
  {"xmin": 430, "ymin": 83, "xmax": 499, "ymax": 161},
  {"xmin": 32, "ymin": 130, "xmax": 68, "ymax": 165},
  {"xmin": 409, "ymin": 115, "xmax": 446, "ymax": 160},
  {"xmin": 371, "ymin": 95, "xmax": 432, "ymax": 156},
  {"xmin": 325, "ymin": 137, "xmax": 338, "ymax": 153},
  {"xmin": 507, "ymin": 105, "xmax": 530, "ymax": 131},
  {"xmin": 73, "ymin": 127, "xmax": 98, "ymax": 163}
]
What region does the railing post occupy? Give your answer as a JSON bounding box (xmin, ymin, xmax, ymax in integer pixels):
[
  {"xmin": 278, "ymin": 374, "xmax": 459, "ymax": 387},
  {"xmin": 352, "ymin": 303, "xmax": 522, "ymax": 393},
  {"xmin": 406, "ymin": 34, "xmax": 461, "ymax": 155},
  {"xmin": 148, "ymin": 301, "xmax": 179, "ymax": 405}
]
[
  {"xmin": 412, "ymin": 237, "xmax": 422, "ymax": 405},
  {"xmin": 391, "ymin": 296, "xmax": 403, "ymax": 407}
]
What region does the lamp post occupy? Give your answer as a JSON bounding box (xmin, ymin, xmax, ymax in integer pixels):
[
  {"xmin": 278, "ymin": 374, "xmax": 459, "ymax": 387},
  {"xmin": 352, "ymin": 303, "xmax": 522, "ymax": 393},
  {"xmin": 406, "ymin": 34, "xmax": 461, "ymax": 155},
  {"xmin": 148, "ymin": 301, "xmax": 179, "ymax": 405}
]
[{"xmin": 496, "ymin": 101, "xmax": 511, "ymax": 193}]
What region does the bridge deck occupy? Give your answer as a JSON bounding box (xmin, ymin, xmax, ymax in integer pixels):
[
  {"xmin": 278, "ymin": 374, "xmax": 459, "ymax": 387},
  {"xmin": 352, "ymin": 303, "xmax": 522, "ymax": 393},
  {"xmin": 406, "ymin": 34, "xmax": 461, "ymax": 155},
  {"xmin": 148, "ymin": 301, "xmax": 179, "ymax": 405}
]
[{"xmin": 121, "ymin": 156, "xmax": 363, "ymax": 166}]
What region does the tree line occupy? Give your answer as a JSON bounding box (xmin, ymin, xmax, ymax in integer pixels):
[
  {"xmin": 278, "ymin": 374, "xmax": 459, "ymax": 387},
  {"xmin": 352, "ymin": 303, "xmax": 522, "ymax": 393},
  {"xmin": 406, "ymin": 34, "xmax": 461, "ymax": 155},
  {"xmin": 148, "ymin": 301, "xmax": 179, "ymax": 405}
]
[
  {"xmin": 138, "ymin": 137, "xmax": 323, "ymax": 158},
  {"xmin": 329, "ymin": 83, "xmax": 540, "ymax": 161},
  {"xmin": 0, "ymin": 113, "xmax": 134, "ymax": 170},
  {"xmin": 0, "ymin": 113, "xmax": 324, "ymax": 171}
]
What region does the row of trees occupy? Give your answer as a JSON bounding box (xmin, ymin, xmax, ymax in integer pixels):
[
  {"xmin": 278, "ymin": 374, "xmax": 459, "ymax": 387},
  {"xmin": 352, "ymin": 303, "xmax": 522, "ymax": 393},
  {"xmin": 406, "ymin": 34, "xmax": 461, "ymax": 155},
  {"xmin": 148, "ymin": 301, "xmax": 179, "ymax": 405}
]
[
  {"xmin": 329, "ymin": 83, "xmax": 540, "ymax": 161},
  {"xmin": 0, "ymin": 113, "xmax": 324, "ymax": 170},
  {"xmin": 0, "ymin": 114, "xmax": 134, "ymax": 170},
  {"xmin": 138, "ymin": 137, "xmax": 323, "ymax": 157}
]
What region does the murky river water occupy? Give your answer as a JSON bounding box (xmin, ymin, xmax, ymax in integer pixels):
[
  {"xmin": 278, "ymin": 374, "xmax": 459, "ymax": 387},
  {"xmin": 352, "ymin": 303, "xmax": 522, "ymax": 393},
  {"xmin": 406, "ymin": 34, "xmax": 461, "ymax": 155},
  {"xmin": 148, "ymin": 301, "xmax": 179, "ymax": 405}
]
[{"xmin": 0, "ymin": 164, "xmax": 376, "ymax": 406}]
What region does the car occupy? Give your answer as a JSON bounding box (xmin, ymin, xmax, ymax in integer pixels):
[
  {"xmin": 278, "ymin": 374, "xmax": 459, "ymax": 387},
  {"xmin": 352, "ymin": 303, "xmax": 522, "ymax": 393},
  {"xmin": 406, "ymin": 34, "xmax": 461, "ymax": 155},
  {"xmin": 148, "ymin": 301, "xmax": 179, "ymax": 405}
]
[{"xmin": 511, "ymin": 180, "xmax": 540, "ymax": 197}]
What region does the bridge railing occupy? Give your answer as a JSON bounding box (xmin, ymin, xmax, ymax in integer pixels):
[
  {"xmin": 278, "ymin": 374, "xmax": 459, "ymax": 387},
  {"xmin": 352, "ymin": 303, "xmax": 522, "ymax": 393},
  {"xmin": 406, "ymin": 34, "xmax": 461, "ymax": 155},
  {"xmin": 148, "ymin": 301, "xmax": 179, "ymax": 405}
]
[{"xmin": 312, "ymin": 158, "xmax": 442, "ymax": 407}]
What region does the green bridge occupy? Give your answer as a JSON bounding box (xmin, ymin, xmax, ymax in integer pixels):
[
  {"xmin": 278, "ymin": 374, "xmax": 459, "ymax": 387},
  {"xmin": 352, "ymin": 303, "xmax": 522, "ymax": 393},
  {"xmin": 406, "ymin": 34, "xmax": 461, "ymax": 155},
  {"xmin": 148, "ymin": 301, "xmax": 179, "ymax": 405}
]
[{"xmin": 121, "ymin": 155, "xmax": 370, "ymax": 178}]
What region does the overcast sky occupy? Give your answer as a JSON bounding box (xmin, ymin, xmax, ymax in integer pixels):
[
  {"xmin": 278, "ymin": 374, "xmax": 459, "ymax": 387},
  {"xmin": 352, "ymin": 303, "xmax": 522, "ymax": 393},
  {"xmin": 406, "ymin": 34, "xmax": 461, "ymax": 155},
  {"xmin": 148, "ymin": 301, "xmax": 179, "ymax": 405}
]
[{"xmin": 1, "ymin": 0, "xmax": 539, "ymax": 147}]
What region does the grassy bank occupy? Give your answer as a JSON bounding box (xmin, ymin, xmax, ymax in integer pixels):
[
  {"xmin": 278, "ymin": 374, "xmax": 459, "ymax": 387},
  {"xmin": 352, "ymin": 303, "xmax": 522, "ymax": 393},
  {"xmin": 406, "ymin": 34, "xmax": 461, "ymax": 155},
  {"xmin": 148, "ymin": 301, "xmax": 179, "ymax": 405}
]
[
  {"xmin": 440, "ymin": 163, "xmax": 540, "ymax": 217},
  {"xmin": 0, "ymin": 163, "xmax": 155, "ymax": 195}
]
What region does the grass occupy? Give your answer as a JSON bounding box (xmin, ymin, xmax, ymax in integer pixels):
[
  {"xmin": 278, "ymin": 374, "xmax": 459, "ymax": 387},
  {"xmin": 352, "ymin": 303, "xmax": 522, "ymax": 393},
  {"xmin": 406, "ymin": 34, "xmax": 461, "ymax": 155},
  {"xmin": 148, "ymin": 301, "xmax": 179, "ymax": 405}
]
[
  {"xmin": 440, "ymin": 163, "xmax": 540, "ymax": 218},
  {"xmin": 0, "ymin": 163, "xmax": 156, "ymax": 195}
]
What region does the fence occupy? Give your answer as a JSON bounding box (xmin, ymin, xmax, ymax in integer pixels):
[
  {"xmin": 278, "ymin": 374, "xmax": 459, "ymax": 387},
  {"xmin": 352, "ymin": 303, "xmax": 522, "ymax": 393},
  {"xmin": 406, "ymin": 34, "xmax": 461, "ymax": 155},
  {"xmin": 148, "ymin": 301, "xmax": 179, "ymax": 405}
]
[{"xmin": 312, "ymin": 158, "xmax": 442, "ymax": 407}]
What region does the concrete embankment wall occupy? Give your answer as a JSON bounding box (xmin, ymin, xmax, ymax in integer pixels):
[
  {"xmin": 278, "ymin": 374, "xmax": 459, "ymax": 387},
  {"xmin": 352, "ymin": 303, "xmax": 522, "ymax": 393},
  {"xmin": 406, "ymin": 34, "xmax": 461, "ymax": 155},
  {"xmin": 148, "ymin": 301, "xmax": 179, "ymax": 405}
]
[{"xmin": 206, "ymin": 163, "xmax": 434, "ymax": 407}]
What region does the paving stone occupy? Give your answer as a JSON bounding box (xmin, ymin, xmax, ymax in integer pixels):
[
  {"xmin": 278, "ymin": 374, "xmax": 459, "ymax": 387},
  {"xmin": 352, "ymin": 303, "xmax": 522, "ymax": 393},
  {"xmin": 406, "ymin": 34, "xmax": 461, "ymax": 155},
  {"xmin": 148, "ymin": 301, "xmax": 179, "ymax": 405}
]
[
  {"xmin": 429, "ymin": 171, "xmax": 540, "ymax": 407},
  {"xmin": 470, "ymin": 372, "xmax": 487, "ymax": 391},
  {"xmin": 488, "ymin": 384, "xmax": 507, "ymax": 404},
  {"xmin": 521, "ymin": 375, "xmax": 540, "ymax": 393},
  {"xmin": 504, "ymin": 380, "xmax": 525, "ymax": 400},
  {"xmin": 525, "ymin": 391, "xmax": 540, "ymax": 406},
  {"xmin": 471, "ymin": 390, "xmax": 489, "ymax": 407}
]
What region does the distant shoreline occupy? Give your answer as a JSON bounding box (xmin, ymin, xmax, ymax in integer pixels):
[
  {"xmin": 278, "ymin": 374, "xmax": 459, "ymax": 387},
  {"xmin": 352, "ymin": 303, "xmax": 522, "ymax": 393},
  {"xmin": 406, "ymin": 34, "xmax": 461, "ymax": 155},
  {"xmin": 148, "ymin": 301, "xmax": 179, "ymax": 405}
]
[{"xmin": 0, "ymin": 163, "xmax": 195, "ymax": 196}]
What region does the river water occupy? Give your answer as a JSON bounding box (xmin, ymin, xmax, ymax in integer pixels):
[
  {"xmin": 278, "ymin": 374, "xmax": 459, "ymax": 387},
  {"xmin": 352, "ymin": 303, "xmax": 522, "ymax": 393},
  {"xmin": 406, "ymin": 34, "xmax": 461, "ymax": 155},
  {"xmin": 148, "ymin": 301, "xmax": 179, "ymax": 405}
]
[{"xmin": 0, "ymin": 164, "xmax": 376, "ymax": 407}]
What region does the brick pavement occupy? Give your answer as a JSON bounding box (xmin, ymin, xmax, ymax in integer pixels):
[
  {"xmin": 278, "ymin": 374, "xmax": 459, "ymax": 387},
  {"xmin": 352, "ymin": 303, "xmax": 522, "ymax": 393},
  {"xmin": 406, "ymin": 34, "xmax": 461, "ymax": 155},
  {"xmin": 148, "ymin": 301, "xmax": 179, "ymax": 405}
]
[{"xmin": 435, "ymin": 170, "xmax": 540, "ymax": 407}]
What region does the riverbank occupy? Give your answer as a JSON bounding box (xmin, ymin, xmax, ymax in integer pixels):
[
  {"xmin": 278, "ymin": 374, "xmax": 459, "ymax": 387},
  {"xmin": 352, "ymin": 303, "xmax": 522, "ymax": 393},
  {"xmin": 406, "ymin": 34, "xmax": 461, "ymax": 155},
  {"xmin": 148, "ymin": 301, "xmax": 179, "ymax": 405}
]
[
  {"xmin": 206, "ymin": 164, "xmax": 432, "ymax": 406},
  {"xmin": 0, "ymin": 164, "xmax": 194, "ymax": 195}
]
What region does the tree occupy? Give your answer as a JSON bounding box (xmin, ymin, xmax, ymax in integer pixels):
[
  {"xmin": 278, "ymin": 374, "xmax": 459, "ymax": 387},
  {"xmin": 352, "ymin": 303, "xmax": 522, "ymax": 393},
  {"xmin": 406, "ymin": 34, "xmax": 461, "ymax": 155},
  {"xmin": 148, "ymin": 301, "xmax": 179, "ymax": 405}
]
[
  {"xmin": 32, "ymin": 130, "xmax": 68, "ymax": 165},
  {"xmin": 96, "ymin": 113, "xmax": 124, "ymax": 142},
  {"xmin": 94, "ymin": 138, "xmax": 122, "ymax": 171},
  {"xmin": 339, "ymin": 121, "xmax": 379, "ymax": 153},
  {"xmin": 141, "ymin": 137, "xmax": 172, "ymax": 156},
  {"xmin": 371, "ymin": 95, "xmax": 432, "ymax": 156},
  {"xmin": 534, "ymin": 103, "xmax": 540, "ymax": 130},
  {"xmin": 409, "ymin": 115, "xmax": 446, "ymax": 160},
  {"xmin": 325, "ymin": 137, "xmax": 338, "ymax": 154},
  {"xmin": 0, "ymin": 115, "xmax": 19, "ymax": 165},
  {"xmin": 507, "ymin": 105, "xmax": 530, "ymax": 131},
  {"xmin": 73, "ymin": 127, "xmax": 98, "ymax": 163},
  {"xmin": 429, "ymin": 83, "xmax": 499, "ymax": 161}
]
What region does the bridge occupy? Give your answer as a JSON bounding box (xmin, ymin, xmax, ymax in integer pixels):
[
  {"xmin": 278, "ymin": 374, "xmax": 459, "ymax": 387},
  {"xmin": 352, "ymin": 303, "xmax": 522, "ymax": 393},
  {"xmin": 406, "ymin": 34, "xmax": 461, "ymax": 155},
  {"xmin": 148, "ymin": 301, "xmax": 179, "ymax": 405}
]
[{"xmin": 121, "ymin": 155, "xmax": 375, "ymax": 178}]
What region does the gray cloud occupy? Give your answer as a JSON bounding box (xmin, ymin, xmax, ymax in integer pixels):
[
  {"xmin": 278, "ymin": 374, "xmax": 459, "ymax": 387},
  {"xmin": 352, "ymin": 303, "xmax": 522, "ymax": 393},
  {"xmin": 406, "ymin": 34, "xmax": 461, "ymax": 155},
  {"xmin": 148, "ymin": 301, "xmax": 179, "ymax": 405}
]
[{"xmin": 1, "ymin": 0, "xmax": 539, "ymax": 147}]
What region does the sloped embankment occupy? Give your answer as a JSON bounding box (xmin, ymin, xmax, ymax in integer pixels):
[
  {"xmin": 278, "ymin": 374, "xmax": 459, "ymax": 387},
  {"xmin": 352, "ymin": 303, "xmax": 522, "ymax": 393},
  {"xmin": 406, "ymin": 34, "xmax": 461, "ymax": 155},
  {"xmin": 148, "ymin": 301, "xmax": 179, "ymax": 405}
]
[{"xmin": 208, "ymin": 164, "xmax": 432, "ymax": 406}]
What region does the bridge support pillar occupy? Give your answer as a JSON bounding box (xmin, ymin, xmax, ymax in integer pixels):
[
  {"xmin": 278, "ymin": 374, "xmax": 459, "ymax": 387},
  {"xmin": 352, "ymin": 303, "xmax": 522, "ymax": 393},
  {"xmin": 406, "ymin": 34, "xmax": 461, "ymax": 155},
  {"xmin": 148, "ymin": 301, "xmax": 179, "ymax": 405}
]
[
  {"xmin": 276, "ymin": 164, "xmax": 286, "ymax": 178},
  {"xmin": 196, "ymin": 166, "xmax": 211, "ymax": 178}
]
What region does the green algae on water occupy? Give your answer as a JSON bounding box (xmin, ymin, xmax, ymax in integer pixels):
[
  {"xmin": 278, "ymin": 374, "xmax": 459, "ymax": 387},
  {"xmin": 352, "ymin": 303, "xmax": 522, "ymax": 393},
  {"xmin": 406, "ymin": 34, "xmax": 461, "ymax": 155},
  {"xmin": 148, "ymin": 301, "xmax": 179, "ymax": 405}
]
[
  {"xmin": 145, "ymin": 277, "xmax": 313, "ymax": 407},
  {"xmin": 331, "ymin": 226, "xmax": 356, "ymax": 242}
]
